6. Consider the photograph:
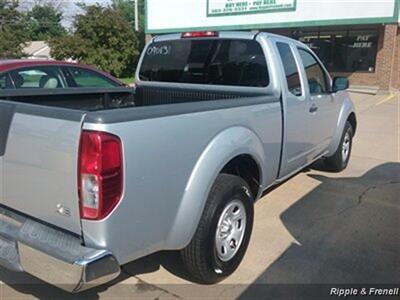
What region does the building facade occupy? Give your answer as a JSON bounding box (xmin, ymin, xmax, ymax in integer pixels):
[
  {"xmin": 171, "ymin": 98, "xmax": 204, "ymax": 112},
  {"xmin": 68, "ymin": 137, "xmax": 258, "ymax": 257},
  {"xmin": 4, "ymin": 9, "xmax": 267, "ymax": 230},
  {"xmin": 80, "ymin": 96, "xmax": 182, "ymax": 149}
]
[{"xmin": 145, "ymin": 0, "xmax": 400, "ymax": 91}]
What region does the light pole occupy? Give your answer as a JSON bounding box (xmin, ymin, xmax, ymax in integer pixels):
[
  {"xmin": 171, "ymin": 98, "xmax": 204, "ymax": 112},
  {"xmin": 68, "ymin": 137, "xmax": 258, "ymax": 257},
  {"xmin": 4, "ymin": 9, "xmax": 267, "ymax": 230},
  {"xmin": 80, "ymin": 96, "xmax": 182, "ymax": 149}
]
[{"xmin": 134, "ymin": 0, "xmax": 139, "ymax": 32}]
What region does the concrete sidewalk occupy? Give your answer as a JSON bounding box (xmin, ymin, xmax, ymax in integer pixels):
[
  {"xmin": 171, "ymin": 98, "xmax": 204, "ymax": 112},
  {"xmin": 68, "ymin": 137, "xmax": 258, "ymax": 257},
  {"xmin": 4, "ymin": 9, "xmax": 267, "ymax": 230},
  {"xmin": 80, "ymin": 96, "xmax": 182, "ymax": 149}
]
[{"xmin": 1, "ymin": 92, "xmax": 399, "ymax": 299}]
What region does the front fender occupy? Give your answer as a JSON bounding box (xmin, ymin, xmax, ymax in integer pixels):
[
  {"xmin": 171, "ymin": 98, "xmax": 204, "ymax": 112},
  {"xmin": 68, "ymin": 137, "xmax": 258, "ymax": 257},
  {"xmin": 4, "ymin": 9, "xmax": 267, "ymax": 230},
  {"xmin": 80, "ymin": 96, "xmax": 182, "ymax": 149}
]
[
  {"xmin": 327, "ymin": 92, "xmax": 356, "ymax": 156},
  {"xmin": 165, "ymin": 126, "xmax": 265, "ymax": 249}
]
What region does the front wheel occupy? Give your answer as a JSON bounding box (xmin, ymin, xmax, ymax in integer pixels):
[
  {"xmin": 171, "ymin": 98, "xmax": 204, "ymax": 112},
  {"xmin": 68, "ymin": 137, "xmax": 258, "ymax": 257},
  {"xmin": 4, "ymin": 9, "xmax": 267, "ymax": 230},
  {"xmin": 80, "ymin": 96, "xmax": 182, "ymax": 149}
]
[
  {"xmin": 324, "ymin": 121, "xmax": 354, "ymax": 172},
  {"xmin": 181, "ymin": 174, "xmax": 254, "ymax": 284}
]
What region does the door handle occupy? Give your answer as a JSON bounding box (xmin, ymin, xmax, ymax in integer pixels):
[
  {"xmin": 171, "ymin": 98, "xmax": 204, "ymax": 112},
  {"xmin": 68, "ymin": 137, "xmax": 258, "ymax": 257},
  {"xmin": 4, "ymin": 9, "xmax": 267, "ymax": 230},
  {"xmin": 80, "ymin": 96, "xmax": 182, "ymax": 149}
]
[{"xmin": 309, "ymin": 104, "xmax": 318, "ymax": 113}]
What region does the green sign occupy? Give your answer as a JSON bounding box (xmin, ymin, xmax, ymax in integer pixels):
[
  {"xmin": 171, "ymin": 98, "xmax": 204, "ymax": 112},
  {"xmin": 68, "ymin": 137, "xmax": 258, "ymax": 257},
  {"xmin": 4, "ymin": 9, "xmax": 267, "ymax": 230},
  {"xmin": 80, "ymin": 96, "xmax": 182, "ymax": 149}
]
[{"xmin": 207, "ymin": 0, "xmax": 297, "ymax": 17}]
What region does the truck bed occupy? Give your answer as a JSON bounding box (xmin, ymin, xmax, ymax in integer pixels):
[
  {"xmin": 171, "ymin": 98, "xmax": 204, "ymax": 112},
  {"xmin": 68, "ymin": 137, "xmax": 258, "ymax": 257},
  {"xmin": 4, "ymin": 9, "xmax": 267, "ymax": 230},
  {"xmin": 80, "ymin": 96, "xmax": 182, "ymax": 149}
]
[
  {"xmin": 0, "ymin": 85, "xmax": 279, "ymax": 237},
  {"xmin": 0, "ymin": 87, "xmax": 136, "ymax": 111},
  {"xmin": 0, "ymin": 86, "xmax": 261, "ymax": 111}
]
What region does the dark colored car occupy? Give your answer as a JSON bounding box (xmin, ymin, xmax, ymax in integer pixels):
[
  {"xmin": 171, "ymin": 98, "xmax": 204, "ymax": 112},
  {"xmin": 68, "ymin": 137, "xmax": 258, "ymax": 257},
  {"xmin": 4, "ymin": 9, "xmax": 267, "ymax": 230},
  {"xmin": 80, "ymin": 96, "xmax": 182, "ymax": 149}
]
[{"xmin": 0, "ymin": 60, "xmax": 124, "ymax": 90}]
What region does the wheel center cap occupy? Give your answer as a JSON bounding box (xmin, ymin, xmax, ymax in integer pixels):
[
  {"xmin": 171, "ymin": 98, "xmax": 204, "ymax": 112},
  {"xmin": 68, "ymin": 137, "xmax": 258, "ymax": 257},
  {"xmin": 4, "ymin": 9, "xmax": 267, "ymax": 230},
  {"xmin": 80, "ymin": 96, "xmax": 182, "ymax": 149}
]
[{"xmin": 215, "ymin": 200, "xmax": 247, "ymax": 262}]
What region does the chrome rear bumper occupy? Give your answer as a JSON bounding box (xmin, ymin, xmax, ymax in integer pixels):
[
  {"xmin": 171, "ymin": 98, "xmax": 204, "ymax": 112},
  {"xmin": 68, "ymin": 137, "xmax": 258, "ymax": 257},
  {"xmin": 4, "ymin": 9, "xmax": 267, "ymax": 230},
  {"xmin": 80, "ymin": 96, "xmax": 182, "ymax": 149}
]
[{"xmin": 0, "ymin": 206, "xmax": 120, "ymax": 293}]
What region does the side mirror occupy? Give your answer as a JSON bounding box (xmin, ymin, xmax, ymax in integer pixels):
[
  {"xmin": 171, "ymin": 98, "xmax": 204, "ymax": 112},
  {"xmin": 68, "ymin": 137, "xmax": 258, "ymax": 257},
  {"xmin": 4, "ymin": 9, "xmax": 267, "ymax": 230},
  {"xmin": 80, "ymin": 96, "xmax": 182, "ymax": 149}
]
[{"xmin": 332, "ymin": 76, "xmax": 349, "ymax": 92}]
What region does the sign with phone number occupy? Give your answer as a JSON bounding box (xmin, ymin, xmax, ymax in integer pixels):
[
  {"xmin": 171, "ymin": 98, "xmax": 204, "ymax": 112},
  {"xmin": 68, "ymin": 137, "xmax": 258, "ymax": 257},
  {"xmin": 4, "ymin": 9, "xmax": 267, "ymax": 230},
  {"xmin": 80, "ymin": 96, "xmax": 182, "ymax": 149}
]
[{"xmin": 207, "ymin": 0, "xmax": 296, "ymax": 16}]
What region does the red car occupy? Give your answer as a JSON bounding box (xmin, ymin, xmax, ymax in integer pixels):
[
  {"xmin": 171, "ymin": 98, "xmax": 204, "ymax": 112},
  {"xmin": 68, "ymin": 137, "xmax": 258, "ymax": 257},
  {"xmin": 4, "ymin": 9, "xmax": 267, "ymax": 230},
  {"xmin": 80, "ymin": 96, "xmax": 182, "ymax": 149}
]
[{"xmin": 0, "ymin": 60, "xmax": 125, "ymax": 90}]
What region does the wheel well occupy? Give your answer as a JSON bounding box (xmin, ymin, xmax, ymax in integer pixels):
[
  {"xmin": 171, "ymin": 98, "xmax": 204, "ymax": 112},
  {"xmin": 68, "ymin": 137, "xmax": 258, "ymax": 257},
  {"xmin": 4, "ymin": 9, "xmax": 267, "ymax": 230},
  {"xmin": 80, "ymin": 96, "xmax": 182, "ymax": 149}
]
[
  {"xmin": 221, "ymin": 154, "xmax": 261, "ymax": 199},
  {"xmin": 348, "ymin": 112, "xmax": 357, "ymax": 135}
]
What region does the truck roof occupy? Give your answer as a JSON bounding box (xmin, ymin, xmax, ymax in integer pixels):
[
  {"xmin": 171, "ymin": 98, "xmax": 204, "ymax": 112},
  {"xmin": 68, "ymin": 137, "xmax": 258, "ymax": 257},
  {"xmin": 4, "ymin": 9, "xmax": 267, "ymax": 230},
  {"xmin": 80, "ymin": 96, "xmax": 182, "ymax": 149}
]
[
  {"xmin": 153, "ymin": 31, "xmax": 256, "ymax": 42},
  {"xmin": 152, "ymin": 31, "xmax": 301, "ymax": 45}
]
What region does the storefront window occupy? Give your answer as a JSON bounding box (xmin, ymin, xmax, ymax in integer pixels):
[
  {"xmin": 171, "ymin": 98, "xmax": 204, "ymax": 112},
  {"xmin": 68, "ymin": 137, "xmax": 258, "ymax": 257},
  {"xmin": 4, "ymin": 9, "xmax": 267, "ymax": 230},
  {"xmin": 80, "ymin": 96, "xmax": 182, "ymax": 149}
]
[
  {"xmin": 297, "ymin": 32, "xmax": 319, "ymax": 50},
  {"xmin": 346, "ymin": 31, "xmax": 378, "ymax": 72},
  {"xmin": 292, "ymin": 29, "xmax": 378, "ymax": 73}
]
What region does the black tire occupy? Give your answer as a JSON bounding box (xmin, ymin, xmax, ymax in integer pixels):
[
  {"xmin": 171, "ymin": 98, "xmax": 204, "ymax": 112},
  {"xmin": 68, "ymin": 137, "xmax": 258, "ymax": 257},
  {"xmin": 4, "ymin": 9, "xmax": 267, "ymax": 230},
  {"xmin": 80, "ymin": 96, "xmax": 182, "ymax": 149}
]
[
  {"xmin": 324, "ymin": 121, "xmax": 354, "ymax": 172},
  {"xmin": 181, "ymin": 174, "xmax": 254, "ymax": 284}
]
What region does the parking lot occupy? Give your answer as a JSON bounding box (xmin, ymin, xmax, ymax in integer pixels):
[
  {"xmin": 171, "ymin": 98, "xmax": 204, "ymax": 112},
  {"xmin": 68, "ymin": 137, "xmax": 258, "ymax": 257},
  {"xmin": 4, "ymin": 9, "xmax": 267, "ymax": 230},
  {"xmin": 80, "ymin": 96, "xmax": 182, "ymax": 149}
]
[{"xmin": 0, "ymin": 92, "xmax": 399, "ymax": 299}]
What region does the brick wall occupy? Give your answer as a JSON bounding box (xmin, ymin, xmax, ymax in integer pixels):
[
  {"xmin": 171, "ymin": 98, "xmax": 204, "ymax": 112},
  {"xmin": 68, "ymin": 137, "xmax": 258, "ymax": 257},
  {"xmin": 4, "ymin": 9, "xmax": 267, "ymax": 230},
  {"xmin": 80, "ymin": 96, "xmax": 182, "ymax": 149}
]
[
  {"xmin": 390, "ymin": 26, "xmax": 400, "ymax": 90},
  {"xmin": 376, "ymin": 25, "xmax": 398, "ymax": 90}
]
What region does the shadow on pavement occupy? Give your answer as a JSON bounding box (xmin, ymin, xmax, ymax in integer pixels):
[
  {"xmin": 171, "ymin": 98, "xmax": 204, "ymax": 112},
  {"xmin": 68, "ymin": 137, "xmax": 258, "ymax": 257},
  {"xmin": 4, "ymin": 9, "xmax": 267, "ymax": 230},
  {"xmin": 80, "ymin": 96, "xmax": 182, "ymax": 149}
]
[
  {"xmin": 1, "ymin": 163, "xmax": 399, "ymax": 299},
  {"xmin": 239, "ymin": 162, "xmax": 400, "ymax": 299},
  {"xmin": 0, "ymin": 250, "xmax": 191, "ymax": 299}
]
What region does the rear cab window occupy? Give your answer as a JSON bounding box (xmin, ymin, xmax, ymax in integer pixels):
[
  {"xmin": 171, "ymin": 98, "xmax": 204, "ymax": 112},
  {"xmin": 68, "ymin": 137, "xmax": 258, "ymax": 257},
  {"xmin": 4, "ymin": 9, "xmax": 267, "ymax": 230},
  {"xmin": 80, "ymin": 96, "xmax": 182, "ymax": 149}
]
[{"xmin": 139, "ymin": 39, "xmax": 269, "ymax": 87}]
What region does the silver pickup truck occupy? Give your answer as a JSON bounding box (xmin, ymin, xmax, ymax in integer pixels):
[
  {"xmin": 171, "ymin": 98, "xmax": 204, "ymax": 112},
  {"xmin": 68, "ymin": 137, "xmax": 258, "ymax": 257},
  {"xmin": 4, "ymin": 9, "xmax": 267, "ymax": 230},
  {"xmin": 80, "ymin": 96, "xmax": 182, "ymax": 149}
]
[{"xmin": 0, "ymin": 32, "xmax": 356, "ymax": 292}]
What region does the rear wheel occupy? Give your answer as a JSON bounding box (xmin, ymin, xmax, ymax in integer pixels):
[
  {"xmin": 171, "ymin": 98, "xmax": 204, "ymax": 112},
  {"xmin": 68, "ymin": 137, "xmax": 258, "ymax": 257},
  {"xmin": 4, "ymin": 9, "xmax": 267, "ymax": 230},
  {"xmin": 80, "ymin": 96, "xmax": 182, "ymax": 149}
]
[
  {"xmin": 324, "ymin": 121, "xmax": 353, "ymax": 172},
  {"xmin": 181, "ymin": 174, "xmax": 254, "ymax": 283}
]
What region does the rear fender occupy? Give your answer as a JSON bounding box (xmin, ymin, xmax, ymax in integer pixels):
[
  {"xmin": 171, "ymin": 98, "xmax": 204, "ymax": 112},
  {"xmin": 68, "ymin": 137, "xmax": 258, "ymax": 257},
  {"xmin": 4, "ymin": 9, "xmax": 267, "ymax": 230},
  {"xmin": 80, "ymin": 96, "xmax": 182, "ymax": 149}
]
[{"xmin": 165, "ymin": 126, "xmax": 265, "ymax": 249}]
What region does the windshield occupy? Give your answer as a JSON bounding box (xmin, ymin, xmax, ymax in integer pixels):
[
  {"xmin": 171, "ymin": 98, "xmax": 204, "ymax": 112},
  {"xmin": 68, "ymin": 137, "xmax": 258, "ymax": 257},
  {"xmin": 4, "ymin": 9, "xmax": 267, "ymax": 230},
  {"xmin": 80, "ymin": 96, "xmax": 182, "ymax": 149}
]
[{"xmin": 139, "ymin": 39, "xmax": 269, "ymax": 87}]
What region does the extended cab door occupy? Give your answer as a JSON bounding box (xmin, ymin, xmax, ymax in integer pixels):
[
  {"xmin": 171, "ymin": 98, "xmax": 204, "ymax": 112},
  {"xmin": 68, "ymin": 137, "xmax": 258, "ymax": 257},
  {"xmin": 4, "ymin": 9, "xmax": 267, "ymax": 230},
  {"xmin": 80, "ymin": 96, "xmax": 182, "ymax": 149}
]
[
  {"xmin": 272, "ymin": 39, "xmax": 310, "ymax": 177},
  {"xmin": 296, "ymin": 47, "xmax": 337, "ymax": 160}
]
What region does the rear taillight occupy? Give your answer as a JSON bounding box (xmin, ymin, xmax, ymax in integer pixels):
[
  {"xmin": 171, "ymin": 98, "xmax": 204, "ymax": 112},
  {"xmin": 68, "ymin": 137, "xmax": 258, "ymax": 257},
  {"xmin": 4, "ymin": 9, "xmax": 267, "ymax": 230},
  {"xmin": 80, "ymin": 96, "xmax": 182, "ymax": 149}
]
[
  {"xmin": 181, "ymin": 31, "xmax": 219, "ymax": 38},
  {"xmin": 78, "ymin": 130, "xmax": 123, "ymax": 220}
]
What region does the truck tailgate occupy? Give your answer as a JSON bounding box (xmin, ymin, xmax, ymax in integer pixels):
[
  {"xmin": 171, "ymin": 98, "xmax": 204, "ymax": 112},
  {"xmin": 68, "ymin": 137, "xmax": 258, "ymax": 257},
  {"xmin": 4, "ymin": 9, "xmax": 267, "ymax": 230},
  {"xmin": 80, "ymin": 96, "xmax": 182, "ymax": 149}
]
[{"xmin": 0, "ymin": 101, "xmax": 85, "ymax": 235}]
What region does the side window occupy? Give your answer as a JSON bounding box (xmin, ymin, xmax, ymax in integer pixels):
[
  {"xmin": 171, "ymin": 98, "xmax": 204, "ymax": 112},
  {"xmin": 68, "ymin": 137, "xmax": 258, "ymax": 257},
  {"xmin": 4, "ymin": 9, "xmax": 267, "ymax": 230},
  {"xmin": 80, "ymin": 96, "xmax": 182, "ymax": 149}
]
[
  {"xmin": 66, "ymin": 67, "xmax": 118, "ymax": 88},
  {"xmin": 298, "ymin": 48, "xmax": 329, "ymax": 95},
  {"xmin": 10, "ymin": 67, "xmax": 65, "ymax": 89},
  {"xmin": 276, "ymin": 42, "xmax": 302, "ymax": 96},
  {"xmin": 0, "ymin": 73, "xmax": 13, "ymax": 89}
]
